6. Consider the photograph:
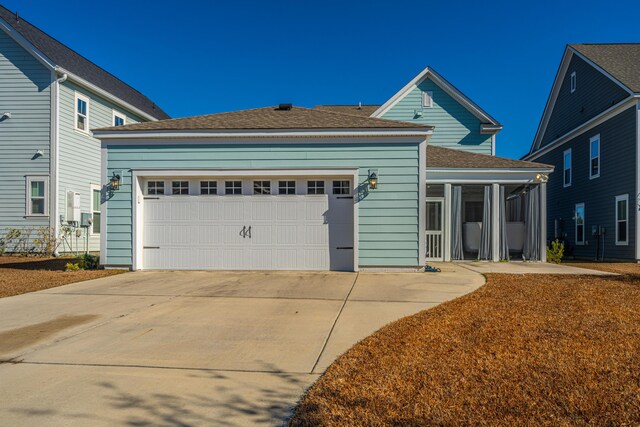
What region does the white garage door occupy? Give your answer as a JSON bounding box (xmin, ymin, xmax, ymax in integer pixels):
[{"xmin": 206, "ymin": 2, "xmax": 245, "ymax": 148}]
[{"xmin": 142, "ymin": 184, "xmax": 354, "ymax": 271}]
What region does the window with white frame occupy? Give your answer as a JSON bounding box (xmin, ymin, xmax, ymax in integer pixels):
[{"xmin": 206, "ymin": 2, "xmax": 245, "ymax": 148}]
[
  {"xmin": 26, "ymin": 176, "xmax": 48, "ymax": 216},
  {"xmin": 253, "ymin": 180, "xmax": 271, "ymax": 195},
  {"xmin": 200, "ymin": 181, "xmax": 217, "ymax": 195},
  {"xmin": 278, "ymin": 180, "xmax": 296, "ymax": 195},
  {"xmin": 589, "ymin": 134, "xmax": 600, "ymax": 179},
  {"xmin": 307, "ymin": 180, "xmax": 325, "ymax": 195},
  {"xmin": 615, "ymin": 194, "xmax": 628, "ymax": 245},
  {"xmin": 563, "ymin": 149, "xmax": 572, "ymax": 187},
  {"xmin": 172, "ymin": 181, "xmax": 189, "ymax": 195},
  {"xmin": 570, "ymin": 71, "xmax": 576, "ymax": 93},
  {"xmin": 91, "ymin": 185, "xmax": 101, "ymax": 234},
  {"xmin": 75, "ymin": 93, "xmax": 89, "ymax": 132},
  {"xmin": 113, "ymin": 111, "xmax": 126, "ymax": 127},
  {"xmin": 225, "ymin": 180, "xmax": 242, "ymax": 195},
  {"xmin": 421, "ymin": 91, "xmax": 433, "ymax": 108},
  {"xmin": 575, "ymin": 203, "xmax": 585, "ymax": 245},
  {"xmin": 147, "ymin": 181, "xmax": 164, "ymax": 195},
  {"xmin": 332, "ymin": 180, "xmax": 350, "ymax": 195}
]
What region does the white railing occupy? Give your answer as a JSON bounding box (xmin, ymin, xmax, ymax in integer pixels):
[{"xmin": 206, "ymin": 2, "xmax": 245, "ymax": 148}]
[{"xmin": 426, "ymin": 231, "xmax": 443, "ymax": 261}]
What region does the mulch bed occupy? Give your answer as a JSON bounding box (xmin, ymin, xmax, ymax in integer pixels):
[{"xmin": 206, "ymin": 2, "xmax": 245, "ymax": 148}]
[
  {"xmin": 566, "ymin": 261, "xmax": 640, "ymax": 276},
  {"xmin": 0, "ymin": 256, "xmax": 126, "ymax": 298},
  {"xmin": 290, "ymin": 272, "xmax": 640, "ymax": 426}
]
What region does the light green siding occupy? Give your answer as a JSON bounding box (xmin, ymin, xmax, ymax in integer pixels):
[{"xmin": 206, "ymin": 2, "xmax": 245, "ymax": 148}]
[
  {"xmin": 58, "ymin": 80, "xmax": 143, "ymax": 251},
  {"xmin": 105, "ymin": 143, "xmax": 421, "ymax": 267},
  {"xmin": 0, "ymin": 29, "xmax": 51, "ymax": 231},
  {"xmin": 381, "ymin": 77, "xmax": 492, "ymax": 154}
]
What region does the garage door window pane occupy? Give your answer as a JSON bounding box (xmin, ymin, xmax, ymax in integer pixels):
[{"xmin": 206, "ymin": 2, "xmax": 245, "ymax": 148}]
[
  {"xmin": 278, "ymin": 180, "xmax": 296, "ymax": 195},
  {"xmin": 332, "ymin": 180, "xmax": 350, "ymax": 195},
  {"xmin": 307, "ymin": 180, "xmax": 325, "ymax": 195},
  {"xmin": 253, "ymin": 180, "xmax": 271, "ymax": 195},
  {"xmin": 225, "ymin": 181, "xmax": 242, "ymax": 195},
  {"xmin": 147, "ymin": 181, "xmax": 164, "ymax": 195},
  {"xmin": 172, "ymin": 181, "xmax": 189, "ymax": 195},
  {"xmin": 200, "ymin": 181, "xmax": 217, "ymax": 195}
]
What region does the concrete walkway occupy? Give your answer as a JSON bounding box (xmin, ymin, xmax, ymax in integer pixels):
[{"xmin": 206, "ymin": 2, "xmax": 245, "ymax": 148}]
[
  {"xmin": 0, "ymin": 266, "xmax": 483, "ymax": 426},
  {"xmin": 456, "ymin": 261, "xmax": 615, "ymax": 275}
]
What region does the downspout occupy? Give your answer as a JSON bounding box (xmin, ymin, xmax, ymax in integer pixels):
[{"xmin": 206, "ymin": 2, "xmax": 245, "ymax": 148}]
[{"xmin": 51, "ymin": 72, "xmax": 67, "ymax": 256}]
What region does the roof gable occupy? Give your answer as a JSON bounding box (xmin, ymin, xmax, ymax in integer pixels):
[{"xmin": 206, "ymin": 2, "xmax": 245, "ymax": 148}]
[
  {"xmin": 0, "ymin": 5, "xmax": 169, "ymax": 120},
  {"xmin": 571, "ymin": 44, "xmax": 640, "ymax": 93}
]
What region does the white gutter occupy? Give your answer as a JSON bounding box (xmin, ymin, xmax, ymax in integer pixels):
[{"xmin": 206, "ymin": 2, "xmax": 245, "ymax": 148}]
[{"xmin": 50, "ymin": 72, "xmax": 67, "ymax": 256}]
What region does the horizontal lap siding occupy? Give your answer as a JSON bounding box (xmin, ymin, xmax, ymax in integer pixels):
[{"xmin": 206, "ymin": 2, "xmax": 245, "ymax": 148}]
[
  {"xmin": 381, "ymin": 77, "xmax": 492, "ymax": 154},
  {"xmin": 0, "ymin": 30, "xmax": 51, "ymax": 231},
  {"xmin": 106, "ymin": 143, "xmax": 420, "ymax": 267},
  {"xmin": 538, "ymin": 106, "xmax": 636, "ymax": 260}
]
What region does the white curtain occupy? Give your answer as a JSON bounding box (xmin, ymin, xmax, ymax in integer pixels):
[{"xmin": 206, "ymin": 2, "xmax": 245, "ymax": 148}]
[
  {"xmin": 451, "ymin": 186, "xmax": 464, "ymax": 260},
  {"xmin": 499, "ymin": 186, "xmax": 509, "ymax": 261},
  {"xmin": 523, "ymin": 186, "xmax": 541, "ymax": 261}
]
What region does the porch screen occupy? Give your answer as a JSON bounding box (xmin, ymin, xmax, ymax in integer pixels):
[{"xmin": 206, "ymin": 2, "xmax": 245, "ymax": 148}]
[
  {"xmin": 478, "ymin": 186, "xmax": 492, "ymax": 260},
  {"xmin": 523, "ymin": 185, "xmax": 541, "ymax": 261},
  {"xmin": 451, "ymin": 186, "xmax": 464, "ymax": 260}
]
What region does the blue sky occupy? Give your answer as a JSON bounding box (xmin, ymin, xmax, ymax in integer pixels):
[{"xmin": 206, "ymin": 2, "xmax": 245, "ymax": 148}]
[{"xmin": 5, "ymin": 0, "xmax": 638, "ymax": 158}]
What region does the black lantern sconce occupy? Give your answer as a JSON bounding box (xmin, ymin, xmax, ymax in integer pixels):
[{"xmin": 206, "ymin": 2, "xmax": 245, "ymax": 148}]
[
  {"xmin": 368, "ymin": 169, "xmax": 378, "ymax": 190},
  {"xmin": 109, "ymin": 172, "xmax": 121, "ymax": 191}
]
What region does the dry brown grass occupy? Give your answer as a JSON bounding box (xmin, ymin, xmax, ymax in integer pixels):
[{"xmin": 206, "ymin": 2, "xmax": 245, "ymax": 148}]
[
  {"xmin": 0, "ymin": 256, "xmax": 125, "ymax": 298},
  {"xmin": 566, "ymin": 262, "xmax": 640, "ymax": 276},
  {"xmin": 291, "ymin": 273, "xmax": 640, "ymax": 426}
]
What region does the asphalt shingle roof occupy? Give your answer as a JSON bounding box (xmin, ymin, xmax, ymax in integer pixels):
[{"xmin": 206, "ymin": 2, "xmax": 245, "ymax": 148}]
[
  {"xmin": 0, "ymin": 5, "xmax": 170, "ymax": 120},
  {"xmin": 570, "ymin": 44, "xmax": 640, "ymax": 93},
  {"xmin": 314, "ymin": 105, "xmax": 381, "ymax": 117},
  {"xmin": 427, "ymin": 145, "xmax": 551, "ymax": 169},
  {"xmin": 95, "ymin": 106, "xmax": 432, "ymax": 132}
]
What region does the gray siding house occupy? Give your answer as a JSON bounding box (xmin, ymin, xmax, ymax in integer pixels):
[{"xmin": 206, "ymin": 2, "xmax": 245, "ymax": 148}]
[
  {"xmin": 0, "ymin": 6, "xmax": 168, "ymax": 253},
  {"xmin": 525, "ymin": 44, "xmax": 640, "ymax": 261}
]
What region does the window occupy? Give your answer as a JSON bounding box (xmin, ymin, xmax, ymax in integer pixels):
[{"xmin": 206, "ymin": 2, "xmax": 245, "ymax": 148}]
[
  {"xmin": 575, "ymin": 203, "xmax": 585, "ymax": 245},
  {"xmin": 225, "ymin": 180, "xmax": 242, "ymax": 195},
  {"xmin": 113, "ymin": 111, "xmax": 126, "ymax": 127},
  {"xmin": 253, "ymin": 180, "xmax": 271, "ymax": 195},
  {"xmin": 200, "ymin": 181, "xmax": 217, "ymax": 195},
  {"xmin": 421, "ymin": 91, "xmax": 433, "ymax": 108},
  {"xmin": 26, "ymin": 176, "xmax": 48, "ymax": 216},
  {"xmin": 570, "ymin": 71, "xmax": 576, "ymax": 93},
  {"xmin": 307, "ymin": 180, "xmax": 325, "ymax": 195},
  {"xmin": 91, "ymin": 185, "xmax": 101, "ymax": 234},
  {"xmin": 589, "ymin": 134, "xmax": 600, "ymax": 179},
  {"xmin": 615, "ymin": 195, "xmax": 628, "ymax": 245},
  {"xmin": 278, "ymin": 180, "xmax": 296, "ymax": 195},
  {"xmin": 147, "ymin": 181, "xmax": 164, "ymax": 195},
  {"xmin": 332, "ymin": 180, "xmax": 350, "ymax": 195},
  {"xmin": 563, "ymin": 149, "xmax": 572, "ymax": 187},
  {"xmin": 172, "ymin": 181, "xmax": 189, "ymax": 195},
  {"xmin": 75, "ymin": 93, "xmax": 89, "ymax": 132}
]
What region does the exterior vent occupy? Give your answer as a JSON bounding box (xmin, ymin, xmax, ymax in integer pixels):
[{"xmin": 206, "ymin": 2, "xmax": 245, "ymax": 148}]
[{"xmin": 277, "ymin": 104, "xmax": 293, "ymax": 111}]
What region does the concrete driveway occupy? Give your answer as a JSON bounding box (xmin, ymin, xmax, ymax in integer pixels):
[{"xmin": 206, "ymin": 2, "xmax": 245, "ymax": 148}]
[{"xmin": 0, "ymin": 266, "xmax": 483, "ymax": 426}]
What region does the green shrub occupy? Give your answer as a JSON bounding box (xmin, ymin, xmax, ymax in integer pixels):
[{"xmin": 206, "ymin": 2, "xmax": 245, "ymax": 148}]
[
  {"xmin": 65, "ymin": 262, "xmax": 81, "ymax": 272},
  {"xmin": 78, "ymin": 253, "xmax": 99, "ymax": 270},
  {"xmin": 547, "ymin": 239, "xmax": 564, "ymax": 264}
]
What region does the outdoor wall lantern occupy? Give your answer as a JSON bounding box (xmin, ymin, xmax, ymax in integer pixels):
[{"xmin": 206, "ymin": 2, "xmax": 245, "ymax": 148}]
[
  {"xmin": 535, "ymin": 173, "xmax": 549, "ymax": 183},
  {"xmin": 368, "ymin": 169, "xmax": 378, "ymax": 190},
  {"xmin": 110, "ymin": 172, "xmax": 121, "ymax": 191}
]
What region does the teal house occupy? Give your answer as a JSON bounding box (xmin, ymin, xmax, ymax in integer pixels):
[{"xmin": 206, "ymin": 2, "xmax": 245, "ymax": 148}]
[{"xmin": 95, "ymin": 68, "xmax": 553, "ymax": 271}]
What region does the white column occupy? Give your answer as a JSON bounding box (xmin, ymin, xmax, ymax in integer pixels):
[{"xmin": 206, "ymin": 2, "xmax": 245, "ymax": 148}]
[
  {"xmin": 540, "ymin": 182, "xmax": 548, "ymax": 262},
  {"xmin": 444, "ymin": 183, "xmax": 452, "ymax": 262},
  {"xmin": 491, "ymin": 183, "xmax": 500, "ymax": 262}
]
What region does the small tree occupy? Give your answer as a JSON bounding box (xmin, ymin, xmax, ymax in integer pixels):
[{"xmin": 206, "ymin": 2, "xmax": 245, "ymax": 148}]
[{"xmin": 547, "ymin": 239, "xmax": 564, "ymax": 264}]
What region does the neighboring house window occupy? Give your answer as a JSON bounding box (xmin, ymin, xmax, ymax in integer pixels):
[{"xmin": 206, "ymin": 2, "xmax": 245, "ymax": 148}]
[
  {"xmin": 172, "ymin": 181, "xmax": 189, "ymax": 195},
  {"xmin": 200, "ymin": 181, "xmax": 217, "ymax": 195},
  {"xmin": 225, "ymin": 181, "xmax": 242, "ymax": 195},
  {"xmin": 254, "ymin": 180, "xmax": 271, "ymax": 195},
  {"xmin": 278, "ymin": 180, "xmax": 296, "ymax": 195},
  {"xmin": 75, "ymin": 93, "xmax": 90, "ymax": 132},
  {"xmin": 575, "ymin": 203, "xmax": 585, "ymax": 245},
  {"xmin": 147, "ymin": 181, "xmax": 164, "ymax": 195},
  {"xmin": 332, "ymin": 180, "xmax": 350, "ymax": 195},
  {"xmin": 421, "ymin": 91, "xmax": 433, "ymax": 108},
  {"xmin": 589, "ymin": 134, "xmax": 600, "ymax": 179},
  {"xmin": 570, "ymin": 71, "xmax": 576, "ymax": 93},
  {"xmin": 113, "ymin": 111, "xmax": 126, "ymax": 126},
  {"xmin": 307, "ymin": 180, "xmax": 325, "ymax": 195},
  {"xmin": 563, "ymin": 149, "xmax": 572, "ymax": 187},
  {"xmin": 26, "ymin": 176, "xmax": 48, "ymax": 216},
  {"xmin": 91, "ymin": 185, "xmax": 101, "ymax": 234},
  {"xmin": 615, "ymin": 194, "xmax": 628, "ymax": 245}
]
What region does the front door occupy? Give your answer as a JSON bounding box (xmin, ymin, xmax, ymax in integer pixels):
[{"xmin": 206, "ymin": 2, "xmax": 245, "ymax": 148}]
[{"xmin": 426, "ymin": 198, "xmax": 444, "ymax": 261}]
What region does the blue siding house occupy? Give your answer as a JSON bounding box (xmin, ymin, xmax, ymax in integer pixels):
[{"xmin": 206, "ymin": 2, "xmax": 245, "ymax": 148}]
[{"xmin": 0, "ymin": 6, "xmax": 168, "ymax": 254}]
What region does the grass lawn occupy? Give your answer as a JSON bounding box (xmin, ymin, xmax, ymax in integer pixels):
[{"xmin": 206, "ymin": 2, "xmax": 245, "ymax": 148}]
[
  {"xmin": 291, "ymin": 267, "xmax": 640, "ymax": 426},
  {"xmin": 0, "ymin": 256, "xmax": 126, "ymax": 298}
]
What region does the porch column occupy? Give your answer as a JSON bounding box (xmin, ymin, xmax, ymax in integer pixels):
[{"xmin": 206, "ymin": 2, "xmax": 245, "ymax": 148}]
[
  {"xmin": 444, "ymin": 183, "xmax": 452, "ymax": 261},
  {"xmin": 491, "ymin": 183, "xmax": 500, "ymax": 262},
  {"xmin": 540, "ymin": 182, "xmax": 547, "ymax": 262}
]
